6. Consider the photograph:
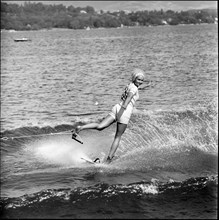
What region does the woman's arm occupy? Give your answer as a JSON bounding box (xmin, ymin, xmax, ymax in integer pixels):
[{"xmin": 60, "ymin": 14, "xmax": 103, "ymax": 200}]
[
  {"xmin": 117, "ymin": 92, "xmax": 134, "ymax": 120},
  {"xmin": 121, "ymin": 92, "xmax": 134, "ymax": 109}
]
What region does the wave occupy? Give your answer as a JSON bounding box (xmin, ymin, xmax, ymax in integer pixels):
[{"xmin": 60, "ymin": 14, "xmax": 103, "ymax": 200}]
[{"xmin": 1, "ymin": 175, "xmax": 217, "ymax": 209}]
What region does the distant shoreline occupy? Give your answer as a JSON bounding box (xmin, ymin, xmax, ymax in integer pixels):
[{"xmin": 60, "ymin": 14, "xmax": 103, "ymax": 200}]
[{"xmin": 1, "ymin": 23, "xmax": 217, "ymax": 33}]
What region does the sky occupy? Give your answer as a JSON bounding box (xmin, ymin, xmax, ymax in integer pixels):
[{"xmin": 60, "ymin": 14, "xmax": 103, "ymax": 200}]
[{"xmin": 2, "ymin": 1, "xmax": 218, "ymax": 12}]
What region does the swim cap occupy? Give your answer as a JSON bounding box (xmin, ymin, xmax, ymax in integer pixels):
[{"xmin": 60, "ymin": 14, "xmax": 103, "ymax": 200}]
[{"xmin": 131, "ymin": 68, "xmax": 145, "ymax": 82}]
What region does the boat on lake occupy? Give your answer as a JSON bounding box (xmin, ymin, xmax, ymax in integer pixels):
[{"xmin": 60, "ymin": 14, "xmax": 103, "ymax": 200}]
[{"xmin": 14, "ymin": 38, "xmax": 31, "ymax": 42}]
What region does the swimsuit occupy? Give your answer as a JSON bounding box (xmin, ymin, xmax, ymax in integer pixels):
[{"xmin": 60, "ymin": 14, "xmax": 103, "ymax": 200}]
[{"xmin": 109, "ymin": 83, "xmax": 139, "ymax": 124}]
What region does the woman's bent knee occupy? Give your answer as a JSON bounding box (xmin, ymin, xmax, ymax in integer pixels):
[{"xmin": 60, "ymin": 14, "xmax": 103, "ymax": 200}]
[
  {"xmin": 96, "ymin": 124, "xmax": 104, "ymax": 131},
  {"xmin": 96, "ymin": 115, "xmax": 115, "ymax": 131}
]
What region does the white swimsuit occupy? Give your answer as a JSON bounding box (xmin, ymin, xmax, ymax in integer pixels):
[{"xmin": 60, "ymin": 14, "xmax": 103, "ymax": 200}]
[{"xmin": 109, "ymin": 83, "xmax": 139, "ymax": 124}]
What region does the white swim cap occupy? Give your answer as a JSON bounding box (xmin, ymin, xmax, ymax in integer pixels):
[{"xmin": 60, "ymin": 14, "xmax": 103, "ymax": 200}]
[{"xmin": 131, "ymin": 68, "xmax": 145, "ymax": 82}]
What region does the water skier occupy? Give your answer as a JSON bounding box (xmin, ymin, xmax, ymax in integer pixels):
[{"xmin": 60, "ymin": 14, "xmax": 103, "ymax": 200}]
[{"xmin": 73, "ymin": 68, "xmax": 146, "ymax": 163}]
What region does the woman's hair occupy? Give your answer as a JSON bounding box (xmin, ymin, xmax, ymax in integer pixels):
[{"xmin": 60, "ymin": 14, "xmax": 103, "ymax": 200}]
[{"xmin": 131, "ymin": 68, "xmax": 145, "ymax": 82}]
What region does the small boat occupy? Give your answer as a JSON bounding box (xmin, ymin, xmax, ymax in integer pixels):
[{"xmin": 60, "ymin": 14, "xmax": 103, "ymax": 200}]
[{"xmin": 14, "ymin": 38, "xmax": 31, "ymax": 42}]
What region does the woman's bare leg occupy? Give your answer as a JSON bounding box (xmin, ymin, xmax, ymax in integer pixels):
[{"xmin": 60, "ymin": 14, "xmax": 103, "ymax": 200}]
[
  {"xmin": 107, "ymin": 122, "xmax": 127, "ymax": 161},
  {"xmin": 75, "ymin": 115, "xmax": 115, "ymax": 133}
]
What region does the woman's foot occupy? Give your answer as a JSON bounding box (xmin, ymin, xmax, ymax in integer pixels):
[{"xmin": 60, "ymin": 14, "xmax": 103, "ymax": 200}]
[
  {"xmin": 71, "ymin": 125, "xmax": 82, "ymax": 134},
  {"xmin": 106, "ymin": 156, "xmax": 114, "ymax": 164},
  {"xmin": 75, "ymin": 125, "xmax": 82, "ymax": 133}
]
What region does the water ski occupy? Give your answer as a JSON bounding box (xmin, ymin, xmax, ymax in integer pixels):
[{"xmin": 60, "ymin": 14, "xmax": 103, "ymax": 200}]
[{"xmin": 81, "ymin": 157, "xmax": 100, "ymax": 164}]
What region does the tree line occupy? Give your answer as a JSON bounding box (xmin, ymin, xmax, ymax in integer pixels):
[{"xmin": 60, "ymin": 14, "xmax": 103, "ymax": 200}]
[{"xmin": 1, "ymin": 2, "xmax": 217, "ymax": 30}]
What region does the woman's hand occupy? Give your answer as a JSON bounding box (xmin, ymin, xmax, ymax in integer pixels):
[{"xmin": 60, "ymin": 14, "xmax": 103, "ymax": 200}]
[
  {"xmin": 117, "ymin": 106, "xmax": 125, "ymax": 120},
  {"xmin": 117, "ymin": 92, "xmax": 134, "ymax": 119},
  {"xmin": 139, "ymin": 80, "xmax": 154, "ymax": 90}
]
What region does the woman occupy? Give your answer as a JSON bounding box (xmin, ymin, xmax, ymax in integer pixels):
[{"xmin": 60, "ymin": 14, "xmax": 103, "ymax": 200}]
[{"xmin": 73, "ymin": 68, "xmax": 145, "ymax": 163}]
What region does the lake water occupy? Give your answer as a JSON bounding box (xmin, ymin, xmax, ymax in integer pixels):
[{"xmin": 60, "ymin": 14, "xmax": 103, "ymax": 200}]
[{"xmin": 0, "ymin": 24, "xmax": 218, "ymax": 219}]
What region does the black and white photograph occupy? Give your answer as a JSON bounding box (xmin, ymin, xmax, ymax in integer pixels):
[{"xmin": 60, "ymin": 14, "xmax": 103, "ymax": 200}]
[{"xmin": 0, "ymin": 1, "xmax": 218, "ymax": 219}]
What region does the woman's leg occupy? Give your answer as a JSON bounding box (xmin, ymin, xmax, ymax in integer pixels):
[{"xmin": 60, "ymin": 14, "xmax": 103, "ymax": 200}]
[
  {"xmin": 107, "ymin": 122, "xmax": 127, "ymax": 161},
  {"xmin": 75, "ymin": 115, "xmax": 115, "ymax": 133}
]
